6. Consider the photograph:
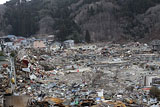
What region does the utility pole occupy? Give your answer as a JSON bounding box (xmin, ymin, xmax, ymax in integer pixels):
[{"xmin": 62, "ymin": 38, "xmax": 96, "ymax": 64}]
[{"xmin": 11, "ymin": 56, "xmax": 16, "ymax": 87}]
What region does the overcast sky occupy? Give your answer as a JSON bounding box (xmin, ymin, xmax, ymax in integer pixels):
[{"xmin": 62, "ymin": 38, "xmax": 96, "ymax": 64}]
[{"xmin": 0, "ymin": 0, "xmax": 10, "ymax": 4}]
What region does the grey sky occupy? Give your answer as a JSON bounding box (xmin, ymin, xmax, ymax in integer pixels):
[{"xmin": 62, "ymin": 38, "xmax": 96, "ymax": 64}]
[{"xmin": 0, "ymin": 0, "xmax": 10, "ymax": 4}]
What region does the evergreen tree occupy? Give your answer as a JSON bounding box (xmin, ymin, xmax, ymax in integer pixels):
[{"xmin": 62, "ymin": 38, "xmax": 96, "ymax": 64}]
[
  {"xmin": 85, "ymin": 30, "xmax": 91, "ymax": 43},
  {"xmin": 2, "ymin": 0, "xmax": 82, "ymax": 39}
]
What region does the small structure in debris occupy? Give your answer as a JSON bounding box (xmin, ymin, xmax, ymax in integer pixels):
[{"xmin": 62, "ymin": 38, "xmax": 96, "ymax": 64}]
[
  {"xmin": 50, "ymin": 42, "xmax": 61, "ymax": 51},
  {"xmin": 151, "ymin": 40, "xmax": 160, "ymax": 51},
  {"xmin": 33, "ymin": 40, "xmax": 46, "ymax": 48},
  {"xmin": 63, "ymin": 40, "xmax": 74, "ymax": 48},
  {"xmin": 0, "ymin": 37, "xmax": 13, "ymax": 46}
]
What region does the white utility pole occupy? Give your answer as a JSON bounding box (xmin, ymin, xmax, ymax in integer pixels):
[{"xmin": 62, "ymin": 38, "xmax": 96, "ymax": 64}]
[{"xmin": 7, "ymin": 55, "xmax": 16, "ymax": 93}]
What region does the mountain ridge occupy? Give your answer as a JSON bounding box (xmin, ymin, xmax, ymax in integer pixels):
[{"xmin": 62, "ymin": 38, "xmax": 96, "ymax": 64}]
[{"xmin": 0, "ymin": 0, "xmax": 160, "ymax": 42}]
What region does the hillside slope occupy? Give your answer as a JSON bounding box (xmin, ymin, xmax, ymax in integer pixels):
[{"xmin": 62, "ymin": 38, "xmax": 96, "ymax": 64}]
[
  {"xmin": 70, "ymin": 0, "xmax": 160, "ymax": 42},
  {"xmin": 0, "ymin": 0, "xmax": 160, "ymax": 42}
]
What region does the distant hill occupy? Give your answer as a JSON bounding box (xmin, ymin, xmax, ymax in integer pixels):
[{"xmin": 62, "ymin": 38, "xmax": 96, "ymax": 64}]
[
  {"xmin": 0, "ymin": 0, "xmax": 160, "ymax": 42},
  {"xmin": 0, "ymin": 5, "xmax": 6, "ymax": 36}
]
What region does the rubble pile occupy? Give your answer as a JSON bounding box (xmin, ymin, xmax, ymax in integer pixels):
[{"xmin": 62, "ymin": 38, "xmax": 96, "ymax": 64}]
[{"xmin": 1, "ymin": 42, "xmax": 160, "ymax": 107}]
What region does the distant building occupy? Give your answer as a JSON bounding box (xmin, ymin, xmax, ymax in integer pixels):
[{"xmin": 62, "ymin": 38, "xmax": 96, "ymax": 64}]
[
  {"xmin": 33, "ymin": 40, "xmax": 46, "ymax": 48},
  {"xmin": 2, "ymin": 37, "xmax": 13, "ymax": 46},
  {"xmin": 47, "ymin": 35, "xmax": 55, "ymax": 42},
  {"xmin": 63, "ymin": 40, "xmax": 74, "ymax": 48},
  {"xmin": 81, "ymin": 44, "xmax": 97, "ymax": 50},
  {"xmin": 144, "ymin": 75, "xmax": 160, "ymax": 87},
  {"xmin": 151, "ymin": 40, "xmax": 160, "ymax": 51},
  {"xmin": 7, "ymin": 35, "xmax": 17, "ymax": 40},
  {"xmin": 50, "ymin": 42, "xmax": 61, "ymax": 51},
  {"xmin": 72, "ymin": 44, "xmax": 97, "ymax": 50}
]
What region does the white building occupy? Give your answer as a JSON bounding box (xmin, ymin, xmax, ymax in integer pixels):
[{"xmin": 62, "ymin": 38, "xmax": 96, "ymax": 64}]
[
  {"xmin": 144, "ymin": 75, "xmax": 160, "ymax": 87},
  {"xmin": 63, "ymin": 40, "xmax": 74, "ymax": 48}
]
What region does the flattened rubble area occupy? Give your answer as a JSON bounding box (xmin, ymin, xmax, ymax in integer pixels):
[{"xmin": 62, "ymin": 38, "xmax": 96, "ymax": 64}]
[{"xmin": 0, "ymin": 42, "xmax": 160, "ymax": 107}]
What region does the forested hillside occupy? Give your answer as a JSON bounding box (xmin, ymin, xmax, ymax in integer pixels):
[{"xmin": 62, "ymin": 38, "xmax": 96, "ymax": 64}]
[{"xmin": 0, "ymin": 0, "xmax": 160, "ymax": 42}]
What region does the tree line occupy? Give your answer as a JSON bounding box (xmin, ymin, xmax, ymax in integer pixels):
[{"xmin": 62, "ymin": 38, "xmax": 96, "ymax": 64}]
[{"xmin": 1, "ymin": 0, "xmax": 89, "ymax": 42}]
